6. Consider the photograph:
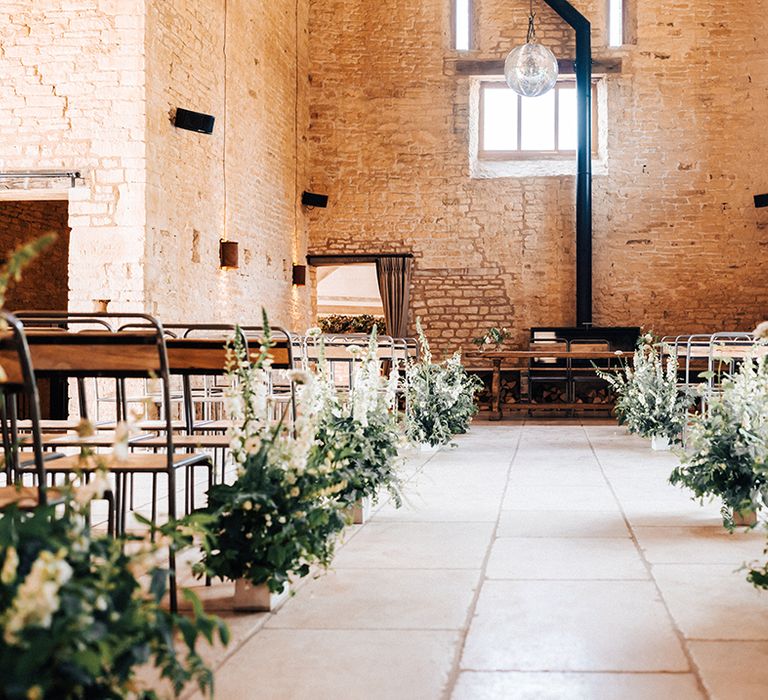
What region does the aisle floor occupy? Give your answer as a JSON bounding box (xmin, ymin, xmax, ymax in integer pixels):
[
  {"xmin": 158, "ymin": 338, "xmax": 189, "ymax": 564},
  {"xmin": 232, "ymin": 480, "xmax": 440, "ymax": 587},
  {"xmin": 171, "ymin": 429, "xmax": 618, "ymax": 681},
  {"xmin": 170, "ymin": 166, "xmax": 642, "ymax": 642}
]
[{"xmin": 189, "ymin": 421, "xmax": 768, "ymax": 700}]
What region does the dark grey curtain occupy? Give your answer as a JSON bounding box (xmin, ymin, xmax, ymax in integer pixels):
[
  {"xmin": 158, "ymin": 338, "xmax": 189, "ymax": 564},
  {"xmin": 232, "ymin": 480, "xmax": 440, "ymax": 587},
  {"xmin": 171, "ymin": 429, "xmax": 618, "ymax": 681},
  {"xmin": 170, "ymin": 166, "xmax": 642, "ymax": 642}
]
[{"xmin": 375, "ymin": 256, "xmax": 413, "ymax": 338}]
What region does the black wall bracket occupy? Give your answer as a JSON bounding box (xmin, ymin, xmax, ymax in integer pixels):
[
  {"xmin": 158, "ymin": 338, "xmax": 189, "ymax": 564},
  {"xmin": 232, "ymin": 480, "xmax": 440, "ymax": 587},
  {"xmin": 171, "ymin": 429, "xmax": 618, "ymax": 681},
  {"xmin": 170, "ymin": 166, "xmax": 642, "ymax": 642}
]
[{"xmin": 542, "ymin": 0, "xmax": 593, "ymax": 327}]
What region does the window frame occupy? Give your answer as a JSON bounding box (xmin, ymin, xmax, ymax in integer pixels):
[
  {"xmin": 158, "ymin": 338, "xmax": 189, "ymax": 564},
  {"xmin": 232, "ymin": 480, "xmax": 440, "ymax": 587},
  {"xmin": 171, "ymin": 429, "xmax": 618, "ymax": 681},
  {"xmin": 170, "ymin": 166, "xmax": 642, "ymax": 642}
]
[
  {"xmin": 451, "ymin": 0, "xmax": 473, "ymax": 52},
  {"xmin": 478, "ymin": 80, "xmax": 599, "ymax": 162},
  {"xmin": 608, "ymin": 0, "xmax": 624, "ymax": 47}
]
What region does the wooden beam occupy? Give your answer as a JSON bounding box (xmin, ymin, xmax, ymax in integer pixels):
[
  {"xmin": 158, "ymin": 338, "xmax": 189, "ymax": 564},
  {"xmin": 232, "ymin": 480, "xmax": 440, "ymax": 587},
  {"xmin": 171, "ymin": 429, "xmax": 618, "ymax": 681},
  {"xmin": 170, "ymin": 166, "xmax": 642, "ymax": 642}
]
[
  {"xmin": 448, "ymin": 57, "xmax": 621, "ymax": 76},
  {"xmin": 307, "ymin": 253, "xmax": 413, "ymax": 266}
]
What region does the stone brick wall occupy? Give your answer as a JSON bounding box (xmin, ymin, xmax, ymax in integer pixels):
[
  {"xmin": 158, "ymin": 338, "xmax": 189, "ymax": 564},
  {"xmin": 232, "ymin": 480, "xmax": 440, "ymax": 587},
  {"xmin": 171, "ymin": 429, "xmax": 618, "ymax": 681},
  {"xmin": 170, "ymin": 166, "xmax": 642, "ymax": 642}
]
[
  {"xmin": 0, "ymin": 0, "xmax": 313, "ymax": 330},
  {"xmin": 0, "ymin": 0, "xmax": 148, "ymax": 311},
  {"xmin": 0, "ymin": 200, "xmax": 70, "ymax": 310},
  {"xmin": 145, "ymin": 0, "xmax": 312, "ymax": 330},
  {"xmin": 307, "ymin": 0, "xmax": 768, "ymax": 356}
]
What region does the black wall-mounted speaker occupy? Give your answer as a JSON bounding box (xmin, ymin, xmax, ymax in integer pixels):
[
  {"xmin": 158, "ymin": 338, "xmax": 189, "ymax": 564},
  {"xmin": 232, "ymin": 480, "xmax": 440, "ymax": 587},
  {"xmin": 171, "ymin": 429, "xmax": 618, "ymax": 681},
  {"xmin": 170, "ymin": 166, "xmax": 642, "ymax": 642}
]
[
  {"xmin": 301, "ymin": 191, "xmax": 329, "ymax": 208},
  {"xmin": 755, "ymin": 194, "xmax": 768, "ymax": 209},
  {"xmin": 174, "ymin": 108, "xmax": 215, "ymax": 134}
]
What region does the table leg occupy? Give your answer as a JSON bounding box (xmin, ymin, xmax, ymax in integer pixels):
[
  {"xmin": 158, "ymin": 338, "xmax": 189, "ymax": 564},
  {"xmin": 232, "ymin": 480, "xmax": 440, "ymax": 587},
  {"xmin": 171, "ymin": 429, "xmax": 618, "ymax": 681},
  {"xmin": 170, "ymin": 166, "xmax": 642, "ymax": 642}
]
[{"xmin": 490, "ymin": 358, "xmax": 503, "ymax": 421}]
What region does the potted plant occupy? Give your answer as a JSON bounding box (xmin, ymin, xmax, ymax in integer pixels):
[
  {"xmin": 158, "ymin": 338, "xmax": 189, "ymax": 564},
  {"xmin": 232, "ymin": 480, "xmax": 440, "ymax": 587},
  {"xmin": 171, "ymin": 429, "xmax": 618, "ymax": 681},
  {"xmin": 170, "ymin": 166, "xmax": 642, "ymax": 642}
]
[
  {"xmin": 472, "ymin": 327, "xmax": 511, "ymax": 352},
  {"xmin": 311, "ymin": 328, "xmax": 403, "ymax": 524},
  {"xmin": 671, "ymin": 356, "xmax": 768, "ymax": 529},
  {"xmin": 406, "ymin": 320, "xmax": 483, "ymax": 448},
  {"xmin": 596, "ymin": 336, "xmax": 692, "ymax": 449},
  {"xmin": 192, "ymin": 323, "xmax": 348, "ymax": 611},
  {"xmin": 0, "ymin": 481, "xmax": 226, "ymax": 699}
]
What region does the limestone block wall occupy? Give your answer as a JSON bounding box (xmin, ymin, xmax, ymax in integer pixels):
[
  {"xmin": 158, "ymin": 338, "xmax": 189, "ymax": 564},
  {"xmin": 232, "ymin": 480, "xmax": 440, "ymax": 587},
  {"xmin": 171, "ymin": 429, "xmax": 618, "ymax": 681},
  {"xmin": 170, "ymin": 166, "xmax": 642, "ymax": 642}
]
[
  {"xmin": 0, "ymin": 0, "xmax": 148, "ymax": 311},
  {"xmin": 1, "ymin": 0, "xmax": 313, "ymax": 330},
  {"xmin": 145, "ymin": 0, "xmax": 312, "ymax": 330},
  {"xmin": 307, "ymin": 0, "xmax": 768, "ymax": 356}
]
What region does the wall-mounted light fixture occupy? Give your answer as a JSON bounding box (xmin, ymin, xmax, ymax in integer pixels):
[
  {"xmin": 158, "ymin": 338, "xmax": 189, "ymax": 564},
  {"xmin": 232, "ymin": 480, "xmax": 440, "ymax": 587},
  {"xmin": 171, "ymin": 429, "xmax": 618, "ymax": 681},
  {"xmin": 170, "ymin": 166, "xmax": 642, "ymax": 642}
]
[
  {"xmin": 220, "ymin": 239, "xmax": 239, "ymax": 270},
  {"xmin": 292, "ymin": 264, "xmax": 307, "ymax": 286}
]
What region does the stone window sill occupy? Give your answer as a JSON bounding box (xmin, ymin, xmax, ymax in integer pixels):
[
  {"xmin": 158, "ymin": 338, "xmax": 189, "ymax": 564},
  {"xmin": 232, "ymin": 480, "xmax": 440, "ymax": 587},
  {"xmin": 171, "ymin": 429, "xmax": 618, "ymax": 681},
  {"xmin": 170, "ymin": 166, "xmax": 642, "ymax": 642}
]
[{"xmin": 469, "ymin": 158, "xmax": 608, "ymax": 179}]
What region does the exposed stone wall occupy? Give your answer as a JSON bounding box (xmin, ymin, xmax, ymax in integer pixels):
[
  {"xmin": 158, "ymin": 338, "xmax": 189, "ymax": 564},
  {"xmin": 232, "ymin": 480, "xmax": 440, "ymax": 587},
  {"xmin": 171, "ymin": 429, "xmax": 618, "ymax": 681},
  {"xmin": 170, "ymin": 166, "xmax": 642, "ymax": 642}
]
[
  {"xmin": 0, "ymin": 200, "xmax": 70, "ymax": 311},
  {"xmin": 307, "ymin": 0, "xmax": 768, "ymax": 356},
  {"xmin": 0, "ymin": 0, "xmax": 312, "ymax": 330},
  {"xmin": 0, "ymin": 0, "xmax": 148, "ymax": 311},
  {"xmin": 145, "ymin": 0, "xmax": 312, "ymax": 330}
]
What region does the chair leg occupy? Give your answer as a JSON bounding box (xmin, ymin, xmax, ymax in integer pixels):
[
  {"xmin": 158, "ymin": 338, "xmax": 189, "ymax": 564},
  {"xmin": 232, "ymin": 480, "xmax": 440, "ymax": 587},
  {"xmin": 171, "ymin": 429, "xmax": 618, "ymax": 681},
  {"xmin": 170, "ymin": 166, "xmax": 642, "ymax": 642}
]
[
  {"xmin": 150, "ymin": 473, "xmax": 157, "ymax": 543},
  {"xmin": 114, "ymin": 473, "xmax": 123, "ymax": 537},
  {"xmin": 104, "ymin": 490, "xmax": 116, "ymax": 537},
  {"xmin": 120, "ymin": 473, "xmax": 129, "ymax": 535},
  {"xmin": 168, "ymin": 545, "xmax": 178, "ymax": 613}
]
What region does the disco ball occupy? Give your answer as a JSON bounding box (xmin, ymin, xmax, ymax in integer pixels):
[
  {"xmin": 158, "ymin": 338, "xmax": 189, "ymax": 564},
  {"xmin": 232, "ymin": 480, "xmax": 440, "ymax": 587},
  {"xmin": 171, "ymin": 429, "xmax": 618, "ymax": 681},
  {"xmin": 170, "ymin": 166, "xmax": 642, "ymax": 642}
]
[{"xmin": 504, "ymin": 42, "xmax": 559, "ymax": 98}]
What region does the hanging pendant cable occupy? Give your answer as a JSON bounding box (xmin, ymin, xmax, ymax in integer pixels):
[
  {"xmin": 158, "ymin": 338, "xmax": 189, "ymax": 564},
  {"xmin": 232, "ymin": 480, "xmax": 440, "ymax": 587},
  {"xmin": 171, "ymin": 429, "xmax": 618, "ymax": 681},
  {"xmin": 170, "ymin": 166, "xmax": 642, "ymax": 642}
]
[
  {"xmin": 222, "ymin": 0, "xmax": 228, "ymax": 242},
  {"xmin": 527, "ymin": 0, "xmax": 536, "ymax": 43}
]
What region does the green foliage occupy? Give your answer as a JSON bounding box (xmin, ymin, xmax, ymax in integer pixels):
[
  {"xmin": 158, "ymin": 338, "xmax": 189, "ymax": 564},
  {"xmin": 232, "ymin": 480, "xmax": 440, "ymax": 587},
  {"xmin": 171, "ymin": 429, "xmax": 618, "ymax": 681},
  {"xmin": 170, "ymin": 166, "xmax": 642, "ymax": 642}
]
[
  {"xmin": 193, "ymin": 318, "xmax": 347, "ymax": 593},
  {"xmin": 311, "ymin": 328, "xmax": 403, "ymax": 507},
  {"xmin": 596, "ymin": 338, "xmax": 693, "ymax": 440},
  {"xmin": 405, "ymin": 319, "xmax": 483, "ymax": 447},
  {"xmin": 0, "ymin": 233, "xmax": 57, "ymax": 310},
  {"xmin": 472, "ymin": 327, "xmax": 511, "ymax": 349},
  {"xmin": 671, "ymin": 357, "xmax": 768, "ymax": 529},
  {"xmin": 318, "ymin": 314, "xmax": 387, "ymax": 335},
  {"xmin": 194, "ymin": 431, "xmax": 348, "ymax": 593},
  {"xmin": 0, "ymin": 504, "xmax": 226, "ymax": 699}
]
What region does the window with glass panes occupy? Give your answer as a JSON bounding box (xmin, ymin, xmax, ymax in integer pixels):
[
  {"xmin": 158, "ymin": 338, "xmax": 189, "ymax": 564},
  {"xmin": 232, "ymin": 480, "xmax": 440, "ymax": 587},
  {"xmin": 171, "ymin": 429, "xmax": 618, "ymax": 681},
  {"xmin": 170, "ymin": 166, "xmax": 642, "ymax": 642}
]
[{"xmin": 479, "ymin": 81, "xmax": 597, "ymax": 159}]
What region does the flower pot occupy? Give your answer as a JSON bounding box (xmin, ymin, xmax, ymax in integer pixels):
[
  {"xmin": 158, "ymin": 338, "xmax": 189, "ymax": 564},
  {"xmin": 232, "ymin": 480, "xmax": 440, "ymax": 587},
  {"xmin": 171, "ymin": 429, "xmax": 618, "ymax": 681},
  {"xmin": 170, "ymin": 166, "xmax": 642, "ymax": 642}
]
[
  {"xmin": 233, "ymin": 579, "xmax": 290, "ymax": 612},
  {"xmin": 346, "ymin": 496, "xmax": 372, "ymax": 525},
  {"xmin": 733, "ymin": 508, "xmax": 758, "ymax": 527},
  {"xmin": 651, "ymin": 435, "xmax": 671, "ymax": 451}
]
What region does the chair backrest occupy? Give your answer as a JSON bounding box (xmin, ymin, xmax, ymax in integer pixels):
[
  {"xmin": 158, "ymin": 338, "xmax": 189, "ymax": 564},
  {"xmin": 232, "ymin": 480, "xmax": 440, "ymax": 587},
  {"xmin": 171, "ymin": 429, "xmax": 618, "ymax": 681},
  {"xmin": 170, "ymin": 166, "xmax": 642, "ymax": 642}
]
[
  {"xmin": 9, "ymin": 311, "xmax": 178, "ymax": 458},
  {"xmin": 570, "ymin": 338, "xmax": 612, "ymax": 369},
  {"xmin": 529, "ymin": 338, "xmax": 569, "ymax": 370},
  {"xmin": 161, "ymin": 323, "xmax": 296, "ymax": 429},
  {"xmin": 0, "ymin": 312, "xmax": 48, "ymax": 503}
]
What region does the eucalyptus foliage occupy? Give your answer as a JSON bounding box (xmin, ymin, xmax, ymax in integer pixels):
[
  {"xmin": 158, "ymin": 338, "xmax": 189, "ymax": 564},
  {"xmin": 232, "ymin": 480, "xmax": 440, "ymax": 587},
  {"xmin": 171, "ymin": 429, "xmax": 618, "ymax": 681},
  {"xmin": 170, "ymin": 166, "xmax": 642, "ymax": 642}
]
[
  {"xmin": 671, "ymin": 357, "xmax": 768, "ymax": 528},
  {"xmin": 405, "ymin": 319, "xmax": 482, "ymax": 447}
]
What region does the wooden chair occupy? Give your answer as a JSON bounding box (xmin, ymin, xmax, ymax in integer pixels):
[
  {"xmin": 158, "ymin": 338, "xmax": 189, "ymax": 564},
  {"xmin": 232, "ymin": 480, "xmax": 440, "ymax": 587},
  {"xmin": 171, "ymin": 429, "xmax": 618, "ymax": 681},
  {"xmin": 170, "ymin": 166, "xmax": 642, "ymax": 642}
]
[
  {"xmin": 0, "ymin": 311, "xmax": 60, "ymax": 510},
  {"xmin": 5, "ymin": 312, "xmax": 214, "ymax": 612}
]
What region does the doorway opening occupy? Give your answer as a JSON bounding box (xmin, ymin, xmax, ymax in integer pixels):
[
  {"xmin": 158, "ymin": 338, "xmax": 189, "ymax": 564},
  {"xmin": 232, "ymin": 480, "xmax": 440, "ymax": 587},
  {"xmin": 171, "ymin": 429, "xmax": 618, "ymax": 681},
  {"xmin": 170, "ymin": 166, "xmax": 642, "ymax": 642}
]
[
  {"xmin": 0, "ymin": 199, "xmax": 70, "ymax": 311},
  {"xmin": 0, "ymin": 199, "xmax": 71, "ymax": 418},
  {"xmin": 316, "ymin": 263, "xmax": 386, "ymax": 334}
]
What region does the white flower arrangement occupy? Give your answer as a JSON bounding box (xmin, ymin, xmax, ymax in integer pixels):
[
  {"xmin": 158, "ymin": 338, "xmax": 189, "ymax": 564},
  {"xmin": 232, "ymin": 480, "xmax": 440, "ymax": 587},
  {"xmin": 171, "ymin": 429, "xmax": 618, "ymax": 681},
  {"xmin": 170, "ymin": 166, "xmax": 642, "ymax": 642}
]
[
  {"xmin": 406, "ymin": 319, "xmax": 483, "ymax": 447},
  {"xmin": 311, "ymin": 327, "xmax": 403, "ymax": 506},
  {"xmin": 672, "ymin": 355, "xmax": 768, "ymax": 527},
  {"xmin": 597, "ymin": 337, "xmax": 693, "ymax": 441}
]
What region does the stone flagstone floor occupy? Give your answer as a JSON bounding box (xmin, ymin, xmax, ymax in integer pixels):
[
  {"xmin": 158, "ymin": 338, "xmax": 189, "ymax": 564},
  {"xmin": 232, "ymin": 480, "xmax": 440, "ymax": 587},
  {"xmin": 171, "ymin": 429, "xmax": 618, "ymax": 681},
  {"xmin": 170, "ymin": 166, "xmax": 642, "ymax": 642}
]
[{"xmin": 183, "ymin": 420, "xmax": 768, "ymax": 699}]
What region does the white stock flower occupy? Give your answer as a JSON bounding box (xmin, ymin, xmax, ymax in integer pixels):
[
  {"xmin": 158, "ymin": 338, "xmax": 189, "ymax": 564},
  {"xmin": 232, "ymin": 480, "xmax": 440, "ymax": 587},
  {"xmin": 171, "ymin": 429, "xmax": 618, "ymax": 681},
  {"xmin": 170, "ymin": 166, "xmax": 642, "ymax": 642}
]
[
  {"xmin": 74, "ymin": 469, "xmax": 110, "ymax": 507},
  {"xmin": 306, "ymin": 327, "xmax": 322, "ymax": 338},
  {"xmin": 1, "ymin": 547, "xmax": 19, "ymax": 585},
  {"xmin": 3, "ymin": 549, "xmax": 73, "ymax": 645},
  {"xmin": 753, "ymin": 321, "xmax": 768, "ymax": 340},
  {"xmin": 287, "ymin": 369, "xmax": 310, "ymax": 385}
]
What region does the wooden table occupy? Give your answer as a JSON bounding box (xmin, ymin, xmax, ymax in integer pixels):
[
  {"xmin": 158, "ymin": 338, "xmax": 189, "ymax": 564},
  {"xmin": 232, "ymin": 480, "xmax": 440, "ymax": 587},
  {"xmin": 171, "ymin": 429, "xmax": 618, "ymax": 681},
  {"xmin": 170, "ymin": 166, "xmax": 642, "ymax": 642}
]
[{"xmin": 465, "ymin": 350, "xmax": 621, "ymax": 421}]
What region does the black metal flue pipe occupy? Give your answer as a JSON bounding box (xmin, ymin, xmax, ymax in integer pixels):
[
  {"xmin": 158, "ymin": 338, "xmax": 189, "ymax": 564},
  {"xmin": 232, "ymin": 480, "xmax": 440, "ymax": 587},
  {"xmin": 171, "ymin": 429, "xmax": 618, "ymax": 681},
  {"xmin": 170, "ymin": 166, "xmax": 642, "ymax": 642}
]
[{"xmin": 542, "ymin": 0, "xmax": 592, "ymax": 326}]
